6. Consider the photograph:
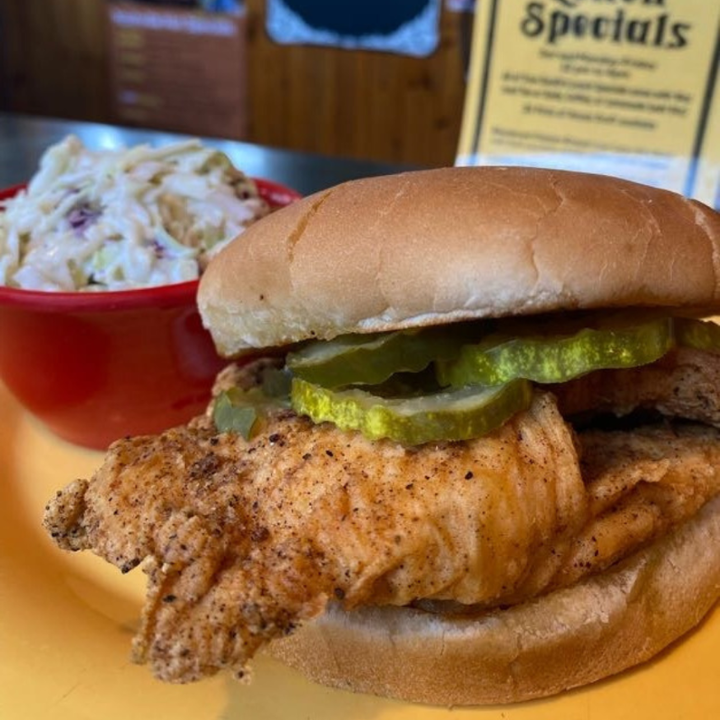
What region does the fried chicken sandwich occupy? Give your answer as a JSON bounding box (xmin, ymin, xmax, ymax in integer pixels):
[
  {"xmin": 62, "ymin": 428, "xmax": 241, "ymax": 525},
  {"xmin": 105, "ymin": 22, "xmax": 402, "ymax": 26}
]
[{"xmin": 44, "ymin": 167, "xmax": 720, "ymax": 705}]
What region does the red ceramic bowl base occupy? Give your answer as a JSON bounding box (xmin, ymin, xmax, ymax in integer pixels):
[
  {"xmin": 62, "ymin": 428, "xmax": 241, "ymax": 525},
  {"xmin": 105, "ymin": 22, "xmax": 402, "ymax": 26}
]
[{"xmin": 0, "ymin": 296, "xmax": 230, "ymax": 449}]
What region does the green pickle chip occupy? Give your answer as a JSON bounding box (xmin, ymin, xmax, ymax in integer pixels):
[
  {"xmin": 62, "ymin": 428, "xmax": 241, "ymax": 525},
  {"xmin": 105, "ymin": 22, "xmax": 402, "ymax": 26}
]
[
  {"xmin": 436, "ymin": 314, "xmax": 676, "ymax": 388},
  {"xmin": 213, "ymin": 388, "xmax": 261, "ymax": 439},
  {"xmin": 286, "ymin": 327, "xmax": 466, "ymax": 388},
  {"xmin": 213, "ymin": 369, "xmax": 291, "ymax": 439},
  {"xmin": 675, "ymin": 317, "xmax": 720, "ymax": 352},
  {"xmin": 291, "ymin": 377, "xmax": 533, "ymax": 445}
]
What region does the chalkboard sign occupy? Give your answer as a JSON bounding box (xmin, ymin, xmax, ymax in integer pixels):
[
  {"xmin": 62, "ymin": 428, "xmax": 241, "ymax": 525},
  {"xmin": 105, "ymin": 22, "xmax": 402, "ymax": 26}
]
[{"xmin": 266, "ymin": 0, "xmax": 440, "ymax": 57}]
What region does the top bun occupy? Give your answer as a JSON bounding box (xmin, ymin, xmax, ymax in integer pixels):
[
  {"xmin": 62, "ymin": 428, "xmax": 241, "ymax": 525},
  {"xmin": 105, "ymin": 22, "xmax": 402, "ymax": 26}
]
[{"xmin": 198, "ymin": 167, "xmax": 720, "ymax": 356}]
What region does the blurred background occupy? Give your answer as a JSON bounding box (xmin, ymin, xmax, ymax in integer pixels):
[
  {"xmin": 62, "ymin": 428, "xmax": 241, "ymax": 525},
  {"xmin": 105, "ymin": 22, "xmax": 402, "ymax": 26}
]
[{"xmin": 0, "ymin": 0, "xmax": 473, "ymax": 167}]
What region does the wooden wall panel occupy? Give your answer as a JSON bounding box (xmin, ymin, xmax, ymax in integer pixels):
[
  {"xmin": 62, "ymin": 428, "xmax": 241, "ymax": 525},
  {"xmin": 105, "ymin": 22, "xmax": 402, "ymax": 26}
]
[
  {"xmin": 0, "ymin": 0, "xmax": 468, "ymax": 167},
  {"xmin": 2, "ymin": 0, "xmax": 110, "ymax": 121}
]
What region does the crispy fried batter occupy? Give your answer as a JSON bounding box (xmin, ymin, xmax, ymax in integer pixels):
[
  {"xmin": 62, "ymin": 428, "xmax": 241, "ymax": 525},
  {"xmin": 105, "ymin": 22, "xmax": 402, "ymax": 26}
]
[
  {"xmin": 553, "ymin": 347, "xmax": 720, "ymax": 425},
  {"xmin": 43, "ymin": 351, "xmax": 720, "ymax": 683}
]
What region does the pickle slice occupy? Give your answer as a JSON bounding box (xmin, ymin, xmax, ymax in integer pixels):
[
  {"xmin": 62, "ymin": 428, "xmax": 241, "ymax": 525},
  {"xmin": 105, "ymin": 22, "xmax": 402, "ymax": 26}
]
[
  {"xmin": 291, "ymin": 377, "xmax": 532, "ymax": 445},
  {"xmin": 675, "ymin": 317, "xmax": 720, "ymax": 352},
  {"xmin": 436, "ymin": 314, "xmax": 674, "ymax": 388},
  {"xmin": 213, "ymin": 387, "xmax": 265, "ymax": 438},
  {"xmin": 213, "ymin": 371, "xmax": 291, "ymax": 440},
  {"xmin": 213, "ymin": 388, "xmax": 261, "ymax": 438},
  {"xmin": 286, "ymin": 327, "xmax": 467, "ymax": 389}
]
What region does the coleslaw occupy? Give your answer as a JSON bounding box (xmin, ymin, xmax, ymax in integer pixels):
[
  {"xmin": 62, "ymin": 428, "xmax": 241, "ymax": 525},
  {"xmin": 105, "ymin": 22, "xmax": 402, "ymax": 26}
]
[{"xmin": 0, "ymin": 135, "xmax": 270, "ymax": 291}]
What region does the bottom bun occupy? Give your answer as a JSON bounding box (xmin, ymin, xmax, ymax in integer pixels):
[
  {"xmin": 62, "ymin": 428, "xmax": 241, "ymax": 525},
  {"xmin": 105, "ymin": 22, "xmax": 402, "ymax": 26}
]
[{"xmin": 267, "ymin": 494, "xmax": 720, "ymax": 707}]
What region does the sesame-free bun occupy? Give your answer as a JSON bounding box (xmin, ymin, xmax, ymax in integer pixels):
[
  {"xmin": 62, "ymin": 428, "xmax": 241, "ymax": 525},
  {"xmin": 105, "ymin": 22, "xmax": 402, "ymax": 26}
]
[
  {"xmin": 198, "ymin": 166, "xmax": 720, "ymax": 357},
  {"xmin": 267, "ymin": 494, "xmax": 720, "ymax": 706}
]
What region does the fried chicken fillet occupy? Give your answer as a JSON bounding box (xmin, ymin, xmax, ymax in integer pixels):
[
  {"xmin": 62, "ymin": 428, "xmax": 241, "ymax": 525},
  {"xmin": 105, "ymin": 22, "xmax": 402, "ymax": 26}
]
[{"xmin": 45, "ymin": 349, "xmax": 720, "ymax": 684}]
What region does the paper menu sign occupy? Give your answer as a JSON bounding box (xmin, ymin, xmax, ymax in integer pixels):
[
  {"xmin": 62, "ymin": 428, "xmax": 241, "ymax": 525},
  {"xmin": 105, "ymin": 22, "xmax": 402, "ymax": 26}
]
[
  {"xmin": 695, "ymin": 68, "xmax": 720, "ymax": 209},
  {"xmin": 107, "ymin": 2, "xmax": 247, "ymax": 140},
  {"xmin": 456, "ymin": 0, "xmax": 720, "ymax": 208}
]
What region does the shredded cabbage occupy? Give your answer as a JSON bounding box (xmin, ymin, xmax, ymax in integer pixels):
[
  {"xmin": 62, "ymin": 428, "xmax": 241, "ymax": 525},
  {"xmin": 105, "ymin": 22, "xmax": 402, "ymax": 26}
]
[{"xmin": 0, "ymin": 135, "xmax": 269, "ymax": 291}]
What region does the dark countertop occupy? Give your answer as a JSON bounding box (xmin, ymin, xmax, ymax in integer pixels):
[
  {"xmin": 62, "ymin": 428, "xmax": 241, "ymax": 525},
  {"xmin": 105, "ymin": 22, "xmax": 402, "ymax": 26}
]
[{"xmin": 0, "ymin": 113, "xmax": 419, "ymax": 196}]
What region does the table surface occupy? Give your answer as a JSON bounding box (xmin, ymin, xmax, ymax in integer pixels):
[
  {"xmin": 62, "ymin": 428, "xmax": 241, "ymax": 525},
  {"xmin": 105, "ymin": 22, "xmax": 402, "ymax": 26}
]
[{"xmin": 0, "ymin": 113, "xmax": 420, "ymax": 196}]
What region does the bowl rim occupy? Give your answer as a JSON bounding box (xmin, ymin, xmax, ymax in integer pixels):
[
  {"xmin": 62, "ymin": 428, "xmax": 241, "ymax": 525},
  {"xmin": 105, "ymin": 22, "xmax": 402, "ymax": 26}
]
[{"xmin": 0, "ymin": 177, "xmax": 300, "ymax": 312}]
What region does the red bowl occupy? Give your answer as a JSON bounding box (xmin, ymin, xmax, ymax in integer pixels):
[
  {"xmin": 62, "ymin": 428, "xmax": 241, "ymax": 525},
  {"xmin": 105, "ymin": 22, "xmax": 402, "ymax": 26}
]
[{"xmin": 0, "ymin": 178, "xmax": 300, "ymax": 449}]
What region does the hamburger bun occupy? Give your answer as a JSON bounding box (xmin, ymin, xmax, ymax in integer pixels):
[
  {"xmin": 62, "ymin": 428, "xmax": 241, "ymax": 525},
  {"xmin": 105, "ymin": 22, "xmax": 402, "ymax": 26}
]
[{"xmin": 198, "ymin": 166, "xmax": 720, "ymax": 356}]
